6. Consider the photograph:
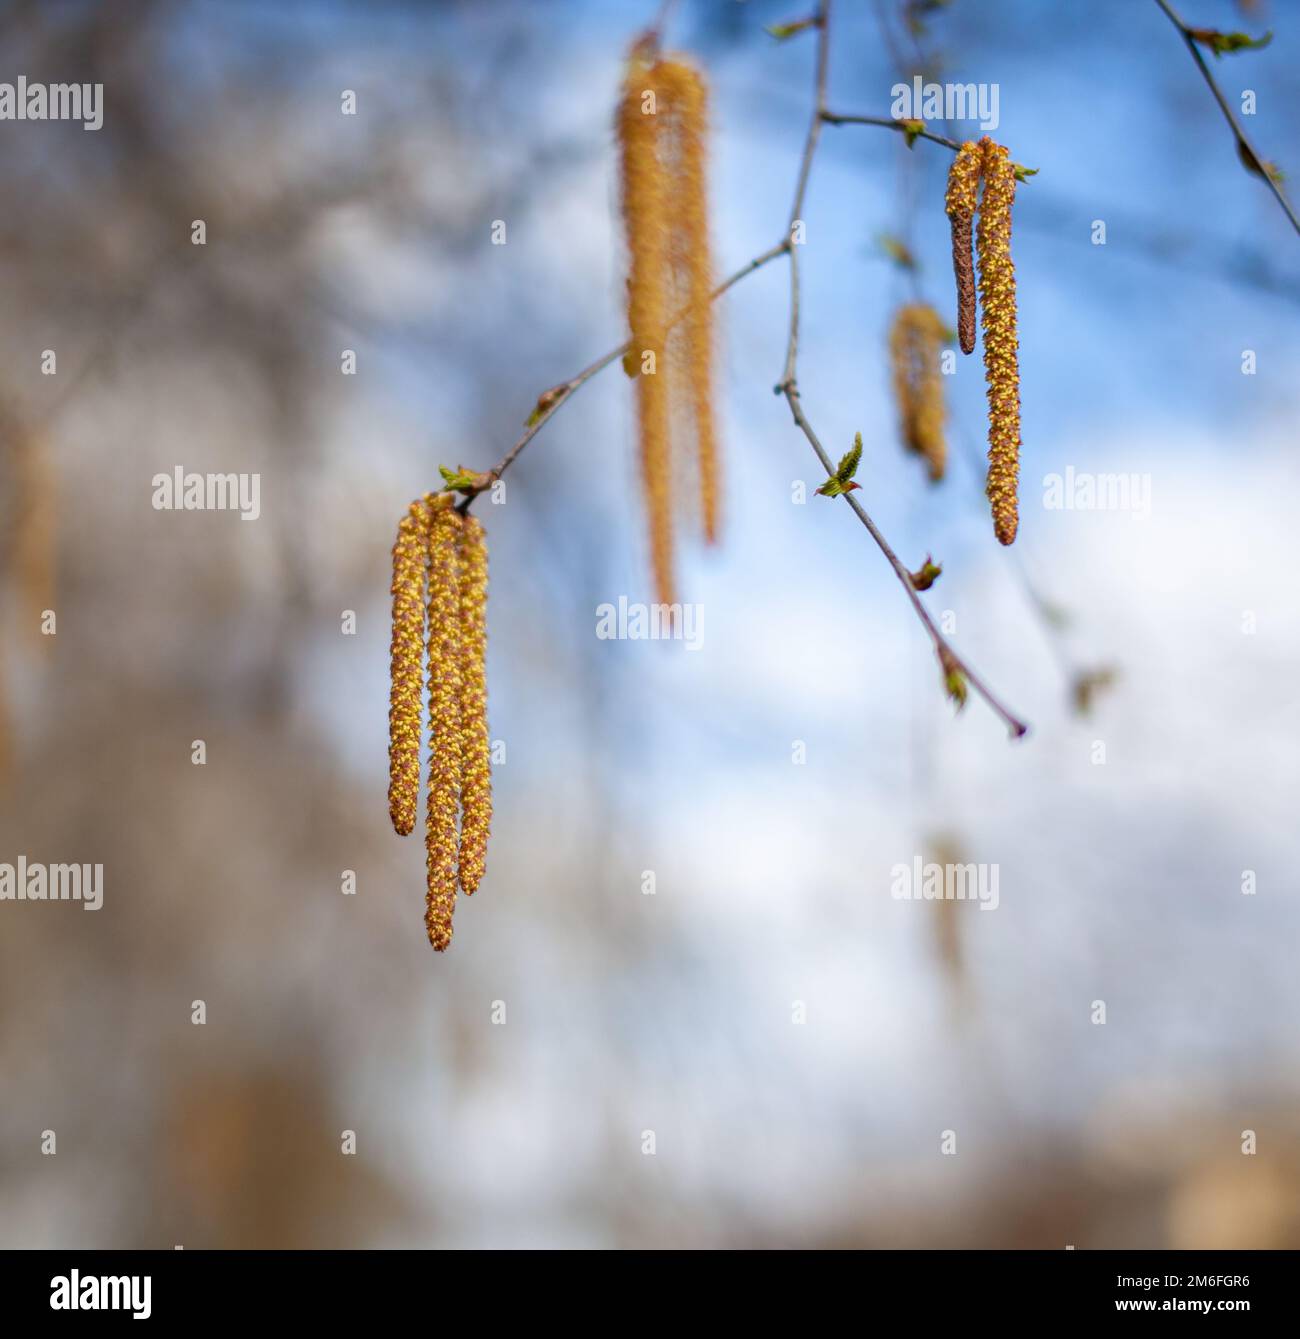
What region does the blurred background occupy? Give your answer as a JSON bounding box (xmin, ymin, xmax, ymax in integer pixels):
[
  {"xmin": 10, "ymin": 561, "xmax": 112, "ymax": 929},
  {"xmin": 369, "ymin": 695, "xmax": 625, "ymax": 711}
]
[{"xmin": 1, "ymin": 0, "xmax": 1298, "ymax": 1248}]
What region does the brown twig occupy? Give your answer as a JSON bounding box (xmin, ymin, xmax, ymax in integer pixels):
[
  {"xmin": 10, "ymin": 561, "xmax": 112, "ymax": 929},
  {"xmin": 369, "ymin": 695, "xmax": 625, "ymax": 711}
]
[
  {"xmin": 464, "ymin": 238, "xmax": 791, "ymax": 507},
  {"xmin": 1153, "ymin": 0, "xmax": 1300, "ymax": 238},
  {"xmin": 775, "ymin": 0, "xmax": 1028, "ymax": 736},
  {"xmin": 465, "ymin": 1, "xmax": 1028, "ymax": 736},
  {"xmin": 821, "ymin": 110, "xmax": 962, "ymax": 153}
]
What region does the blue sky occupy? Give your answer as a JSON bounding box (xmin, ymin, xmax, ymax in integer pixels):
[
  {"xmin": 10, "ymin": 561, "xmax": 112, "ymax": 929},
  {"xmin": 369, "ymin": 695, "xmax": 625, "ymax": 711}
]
[
  {"xmin": 40, "ymin": 0, "xmax": 1291, "ymax": 1244},
  {"xmin": 293, "ymin": 1, "xmax": 1300, "ymax": 1240}
]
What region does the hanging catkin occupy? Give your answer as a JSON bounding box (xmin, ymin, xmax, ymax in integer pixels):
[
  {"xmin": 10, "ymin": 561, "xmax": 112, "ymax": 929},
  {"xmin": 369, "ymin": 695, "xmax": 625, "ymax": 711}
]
[
  {"xmin": 387, "ymin": 491, "xmax": 495, "ymax": 950},
  {"xmin": 889, "ymin": 303, "xmax": 948, "ymax": 482},
  {"xmin": 976, "ymin": 137, "xmax": 1021, "ymax": 546},
  {"xmin": 456, "ymin": 515, "xmax": 491, "ymax": 896},
  {"xmin": 618, "ymin": 45, "xmax": 724, "ymax": 603},
  {"xmin": 424, "ymin": 495, "xmax": 464, "ymax": 951},
  {"xmin": 657, "ymin": 57, "xmax": 720, "ymax": 545},
  {"xmin": 387, "ymin": 497, "xmax": 430, "ymax": 837},
  {"xmin": 618, "ymin": 50, "xmax": 675, "ymax": 607},
  {"xmin": 945, "ymin": 141, "xmax": 982, "ymax": 357}
]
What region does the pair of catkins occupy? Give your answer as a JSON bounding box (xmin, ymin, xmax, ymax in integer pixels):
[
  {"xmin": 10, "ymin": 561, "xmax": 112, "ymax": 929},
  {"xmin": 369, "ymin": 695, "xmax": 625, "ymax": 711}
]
[
  {"xmin": 387, "ymin": 494, "xmax": 490, "ymax": 951},
  {"xmin": 946, "ymin": 136, "xmax": 1022, "ymax": 546}
]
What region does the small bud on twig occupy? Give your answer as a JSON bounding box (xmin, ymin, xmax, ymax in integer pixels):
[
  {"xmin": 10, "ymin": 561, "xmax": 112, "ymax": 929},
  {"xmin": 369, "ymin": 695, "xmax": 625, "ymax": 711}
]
[
  {"xmin": 1071, "ymin": 665, "xmax": 1119, "ymax": 717},
  {"xmin": 816, "ymin": 432, "xmax": 863, "ymax": 497},
  {"xmin": 910, "ymin": 556, "xmax": 942, "ymax": 591},
  {"xmin": 1188, "ymin": 27, "xmax": 1272, "ymax": 57},
  {"xmin": 525, "ymin": 383, "xmax": 568, "ymax": 425},
  {"xmin": 439, "ymin": 464, "xmax": 495, "ymax": 497},
  {"xmin": 938, "ymin": 646, "xmax": 967, "ymax": 713},
  {"xmin": 765, "ymin": 16, "xmax": 818, "ymax": 41},
  {"xmin": 897, "ymin": 118, "xmax": 925, "ymax": 149}
]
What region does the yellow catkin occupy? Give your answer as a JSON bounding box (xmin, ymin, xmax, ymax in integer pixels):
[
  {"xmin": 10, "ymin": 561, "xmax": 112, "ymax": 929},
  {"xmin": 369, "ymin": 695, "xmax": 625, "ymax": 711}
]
[
  {"xmin": 976, "ymin": 137, "xmax": 1021, "ymax": 546},
  {"xmin": 424, "ymin": 495, "xmax": 464, "ymax": 951},
  {"xmin": 944, "ymin": 141, "xmax": 982, "ymax": 357},
  {"xmin": 656, "ymin": 57, "xmax": 720, "ymax": 545},
  {"xmin": 456, "ymin": 516, "xmax": 491, "ymax": 895},
  {"xmin": 889, "ymin": 303, "xmax": 948, "ymax": 482},
  {"xmin": 387, "ymin": 497, "xmax": 431, "ymax": 836},
  {"xmin": 618, "ymin": 49, "xmax": 675, "ymax": 607}
]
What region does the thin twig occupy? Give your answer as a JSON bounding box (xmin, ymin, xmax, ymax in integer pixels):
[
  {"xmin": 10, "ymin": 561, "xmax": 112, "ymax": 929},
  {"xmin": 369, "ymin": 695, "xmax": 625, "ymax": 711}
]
[
  {"xmin": 650, "ymin": 0, "xmax": 682, "ymax": 45},
  {"xmin": 776, "ymin": 0, "xmax": 1028, "ymax": 737},
  {"xmin": 863, "ymin": 9, "xmax": 1093, "ymax": 707},
  {"xmin": 1153, "ymin": 0, "xmax": 1300, "ymax": 237},
  {"xmin": 465, "ymin": 239, "xmax": 791, "ymax": 504},
  {"xmin": 821, "ymin": 110, "xmax": 962, "ymax": 153},
  {"xmin": 463, "ymin": 4, "xmax": 1028, "ymax": 735}
]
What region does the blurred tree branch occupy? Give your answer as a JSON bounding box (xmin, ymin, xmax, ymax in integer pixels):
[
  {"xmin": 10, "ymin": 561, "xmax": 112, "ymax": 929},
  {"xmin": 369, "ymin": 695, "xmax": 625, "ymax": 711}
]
[
  {"xmin": 466, "ymin": 0, "xmax": 1029, "ymax": 736},
  {"xmin": 1154, "ymin": 0, "xmax": 1300, "ymax": 236},
  {"xmin": 774, "ymin": 0, "xmax": 1027, "ymax": 736}
]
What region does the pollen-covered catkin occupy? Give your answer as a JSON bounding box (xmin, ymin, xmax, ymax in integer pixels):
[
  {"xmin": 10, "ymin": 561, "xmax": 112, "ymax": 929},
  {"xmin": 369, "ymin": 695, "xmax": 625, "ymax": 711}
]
[
  {"xmin": 424, "ymin": 495, "xmax": 464, "ymax": 951},
  {"xmin": 976, "ymin": 137, "xmax": 1021, "ymax": 546},
  {"xmin": 456, "ymin": 515, "xmax": 491, "ymax": 896},
  {"xmin": 944, "ymin": 141, "xmax": 982, "ymax": 356},
  {"xmin": 889, "ymin": 303, "xmax": 948, "ymax": 482},
  {"xmin": 656, "ymin": 57, "xmax": 720, "ymax": 545},
  {"xmin": 387, "ymin": 496, "xmax": 430, "ymax": 836},
  {"xmin": 618, "ymin": 50, "xmax": 675, "ymax": 607}
]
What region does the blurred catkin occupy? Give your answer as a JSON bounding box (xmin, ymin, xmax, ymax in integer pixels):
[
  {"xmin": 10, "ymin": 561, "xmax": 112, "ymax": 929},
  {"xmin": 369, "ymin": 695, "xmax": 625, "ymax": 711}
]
[
  {"xmin": 944, "ymin": 141, "xmax": 982, "ymax": 356},
  {"xmin": 976, "ymin": 137, "xmax": 1021, "ymax": 546},
  {"xmin": 456, "ymin": 515, "xmax": 491, "ymax": 896},
  {"xmin": 618, "ymin": 50, "xmax": 675, "ymax": 606},
  {"xmin": 14, "ymin": 429, "xmax": 56, "ymax": 647},
  {"xmin": 889, "ymin": 303, "xmax": 949, "ymax": 482},
  {"xmin": 618, "ymin": 46, "xmax": 724, "ymax": 602},
  {"xmin": 0, "ymin": 649, "xmax": 9, "ymax": 788},
  {"xmin": 387, "ymin": 497, "xmax": 430, "ymax": 836},
  {"xmin": 657, "ymin": 57, "xmax": 720, "ymax": 545},
  {"xmin": 424, "ymin": 495, "xmax": 464, "ymax": 951}
]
